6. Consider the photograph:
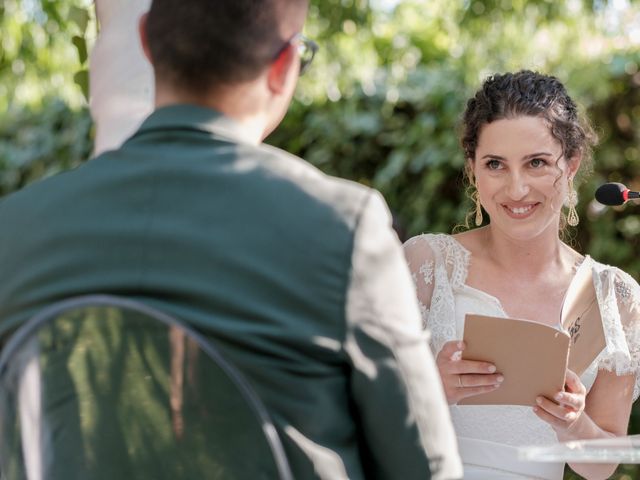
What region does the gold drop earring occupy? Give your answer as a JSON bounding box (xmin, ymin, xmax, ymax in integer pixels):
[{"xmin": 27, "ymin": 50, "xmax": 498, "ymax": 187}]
[
  {"xmin": 566, "ymin": 177, "xmax": 579, "ymax": 227},
  {"xmin": 474, "ymin": 185, "xmax": 483, "ymax": 227}
]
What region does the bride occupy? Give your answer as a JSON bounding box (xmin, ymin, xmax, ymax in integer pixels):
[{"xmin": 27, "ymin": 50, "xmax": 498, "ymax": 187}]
[{"xmin": 404, "ymin": 70, "xmax": 640, "ymax": 479}]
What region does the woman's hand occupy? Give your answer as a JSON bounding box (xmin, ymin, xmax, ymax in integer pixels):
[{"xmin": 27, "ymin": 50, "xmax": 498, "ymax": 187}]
[
  {"xmin": 533, "ymin": 369, "xmax": 587, "ymax": 439},
  {"xmin": 436, "ymin": 340, "xmax": 504, "ymax": 405}
]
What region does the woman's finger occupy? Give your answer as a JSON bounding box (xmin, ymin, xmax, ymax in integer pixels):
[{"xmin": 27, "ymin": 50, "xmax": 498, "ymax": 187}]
[
  {"xmin": 536, "ymin": 396, "xmax": 579, "ymax": 422},
  {"xmin": 564, "ymin": 369, "xmax": 586, "ymax": 395},
  {"xmin": 457, "ymin": 373, "xmax": 504, "ymax": 388},
  {"xmin": 448, "ymin": 359, "xmax": 497, "ymax": 375},
  {"xmin": 533, "ymin": 404, "xmax": 573, "ymax": 429},
  {"xmin": 437, "ymin": 340, "xmax": 465, "ymax": 364},
  {"xmin": 436, "ymin": 341, "xmax": 501, "ymax": 404},
  {"xmin": 554, "ymin": 391, "xmax": 584, "ymax": 411}
]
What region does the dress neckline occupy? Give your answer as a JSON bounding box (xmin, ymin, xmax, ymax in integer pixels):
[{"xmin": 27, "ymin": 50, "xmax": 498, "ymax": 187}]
[{"xmin": 442, "ymin": 234, "xmax": 589, "ymax": 324}]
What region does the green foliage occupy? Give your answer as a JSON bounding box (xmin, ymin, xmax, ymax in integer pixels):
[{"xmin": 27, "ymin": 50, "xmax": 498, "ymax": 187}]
[
  {"xmin": 286, "ymin": 0, "xmax": 640, "ymax": 244},
  {"xmin": 0, "ymin": 1, "xmax": 94, "ymax": 192},
  {"xmin": 0, "ymin": 100, "xmax": 92, "ymax": 196},
  {"xmin": 0, "ymin": 0, "xmax": 94, "ymax": 109},
  {"xmin": 271, "ymin": 65, "xmax": 470, "ymax": 236}
]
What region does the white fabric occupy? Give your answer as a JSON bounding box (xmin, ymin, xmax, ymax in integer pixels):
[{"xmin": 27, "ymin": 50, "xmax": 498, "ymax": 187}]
[
  {"xmin": 19, "ymin": 339, "xmax": 44, "ymax": 480},
  {"xmin": 404, "ymin": 233, "xmax": 640, "ymax": 480},
  {"xmin": 90, "ymin": 0, "xmax": 153, "ymax": 155}
]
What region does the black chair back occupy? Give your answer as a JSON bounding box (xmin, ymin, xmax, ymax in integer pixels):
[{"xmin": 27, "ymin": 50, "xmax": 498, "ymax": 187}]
[{"xmin": 0, "ymin": 295, "xmax": 293, "ymax": 480}]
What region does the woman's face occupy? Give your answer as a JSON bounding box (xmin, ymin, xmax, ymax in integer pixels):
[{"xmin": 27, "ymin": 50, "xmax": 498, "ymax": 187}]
[{"xmin": 472, "ymin": 115, "xmax": 579, "ymax": 241}]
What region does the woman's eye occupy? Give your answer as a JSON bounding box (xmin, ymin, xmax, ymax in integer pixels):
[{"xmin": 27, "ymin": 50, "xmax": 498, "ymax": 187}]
[
  {"xmin": 486, "ymin": 159, "xmax": 501, "ymax": 170},
  {"xmin": 530, "ymin": 158, "xmax": 546, "ymax": 168}
]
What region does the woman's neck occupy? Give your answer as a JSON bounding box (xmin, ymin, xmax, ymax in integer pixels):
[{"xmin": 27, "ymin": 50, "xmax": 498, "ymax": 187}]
[{"xmin": 480, "ymin": 225, "xmax": 574, "ymax": 277}]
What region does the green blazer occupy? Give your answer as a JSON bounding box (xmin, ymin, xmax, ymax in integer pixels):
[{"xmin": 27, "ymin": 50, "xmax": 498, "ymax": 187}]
[{"xmin": 0, "ymin": 105, "xmax": 461, "ymax": 479}]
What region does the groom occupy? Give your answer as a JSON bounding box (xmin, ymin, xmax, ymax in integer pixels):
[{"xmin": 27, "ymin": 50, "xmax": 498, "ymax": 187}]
[{"xmin": 0, "ymin": 0, "xmax": 461, "ymax": 478}]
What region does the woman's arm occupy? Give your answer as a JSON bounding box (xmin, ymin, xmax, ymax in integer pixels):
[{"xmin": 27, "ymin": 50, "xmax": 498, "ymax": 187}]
[
  {"xmin": 535, "ymin": 369, "xmax": 635, "ymax": 479},
  {"xmin": 569, "ymin": 370, "xmax": 634, "ymax": 479}
]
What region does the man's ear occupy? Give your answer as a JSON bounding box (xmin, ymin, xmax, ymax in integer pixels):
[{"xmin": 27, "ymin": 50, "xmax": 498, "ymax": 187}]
[
  {"xmin": 267, "ymin": 44, "xmax": 296, "ymax": 94},
  {"xmin": 138, "ymin": 12, "xmax": 152, "ymax": 63}
]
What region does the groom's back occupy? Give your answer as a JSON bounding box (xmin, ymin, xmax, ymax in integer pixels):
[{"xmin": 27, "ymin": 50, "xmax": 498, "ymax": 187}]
[
  {"xmin": 0, "ymin": 0, "xmax": 462, "ymax": 476},
  {"xmin": 0, "ymin": 110, "xmax": 376, "ymax": 478}
]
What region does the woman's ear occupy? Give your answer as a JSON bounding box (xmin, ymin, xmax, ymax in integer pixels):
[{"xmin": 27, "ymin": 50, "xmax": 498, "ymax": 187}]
[{"xmin": 567, "ymin": 153, "xmax": 583, "ymax": 180}]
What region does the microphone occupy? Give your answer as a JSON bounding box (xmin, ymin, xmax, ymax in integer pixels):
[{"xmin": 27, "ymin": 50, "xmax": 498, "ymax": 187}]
[{"xmin": 595, "ymin": 182, "xmax": 640, "ymax": 206}]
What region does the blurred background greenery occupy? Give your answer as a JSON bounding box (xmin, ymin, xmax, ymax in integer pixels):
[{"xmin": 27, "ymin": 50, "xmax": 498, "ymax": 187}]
[{"xmin": 2, "ymin": 0, "xmax": 640, "ymax": 478}]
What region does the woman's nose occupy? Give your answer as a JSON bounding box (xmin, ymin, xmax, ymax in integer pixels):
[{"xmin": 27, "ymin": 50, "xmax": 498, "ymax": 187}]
[{"xmin": 505, "ymin": 172, "xmax": 530, "ymax": 200}]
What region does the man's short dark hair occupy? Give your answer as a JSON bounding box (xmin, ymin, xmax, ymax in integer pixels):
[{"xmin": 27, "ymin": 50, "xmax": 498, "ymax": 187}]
[{"xmin": 146, "ymin": 0, "xmax": 306, "ymax": 92}]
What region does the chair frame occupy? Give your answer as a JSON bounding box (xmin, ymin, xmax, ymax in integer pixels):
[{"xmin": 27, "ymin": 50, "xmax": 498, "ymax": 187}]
[{"xmin": 0, "ymin": 294, "xmax": 293, "ymax": 480}]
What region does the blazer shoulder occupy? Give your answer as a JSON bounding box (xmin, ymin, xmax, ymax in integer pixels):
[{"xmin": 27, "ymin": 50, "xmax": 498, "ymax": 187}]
[{"xmin": 257, "ymin": 142, "xmax": 376, "ymax": 222}]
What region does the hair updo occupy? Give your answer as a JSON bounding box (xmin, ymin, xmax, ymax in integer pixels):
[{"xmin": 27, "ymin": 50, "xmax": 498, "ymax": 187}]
[{"xmin": 461, "ymin": 70, "xmax": 597, "ymax": 176}]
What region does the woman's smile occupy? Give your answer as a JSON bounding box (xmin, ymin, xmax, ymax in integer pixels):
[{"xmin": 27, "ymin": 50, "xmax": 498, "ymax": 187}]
[{"xmin": 502, "ymin": 202, "xmax": 540, "ymax": 218}]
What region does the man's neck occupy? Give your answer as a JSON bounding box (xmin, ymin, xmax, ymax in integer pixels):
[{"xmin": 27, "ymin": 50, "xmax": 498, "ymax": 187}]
[{"xmin": 154, "ymin": 82, "xmax": 268, "ymax": 145}]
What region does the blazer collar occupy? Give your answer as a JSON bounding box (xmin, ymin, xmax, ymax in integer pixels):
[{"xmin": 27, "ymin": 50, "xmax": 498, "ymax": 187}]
[{"xmin": 132, "ymin": 104, "xmax": 257, "ymax": 145}]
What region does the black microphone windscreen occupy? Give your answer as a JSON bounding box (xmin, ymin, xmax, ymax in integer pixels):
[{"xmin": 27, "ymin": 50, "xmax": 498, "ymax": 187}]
[{"xmin": 595, "ymin": 182, "xmax": 626, "ymax": 206}]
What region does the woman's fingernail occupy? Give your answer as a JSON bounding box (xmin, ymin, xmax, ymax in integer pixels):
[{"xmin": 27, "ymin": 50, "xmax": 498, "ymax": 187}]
[
  {"xmin": 555, "ymin": 393, "xmax": 563, "ymax": 401},
  {"xmin": 488, "ymin": 365, "xmax": 496, "ymax": 373},
  {"xmin": 496, "ymin": 375, "xmax": 504, "ymax": 383},
  {"xmin": 536, "ymin": 397, "xmax": 543, "ymax": 405}
]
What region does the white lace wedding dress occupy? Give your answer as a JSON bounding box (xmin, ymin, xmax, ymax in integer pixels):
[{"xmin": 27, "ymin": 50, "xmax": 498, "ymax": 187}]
[{"xmin": 404, "ymin": 233, "xmax": 640, "ymax": 480}]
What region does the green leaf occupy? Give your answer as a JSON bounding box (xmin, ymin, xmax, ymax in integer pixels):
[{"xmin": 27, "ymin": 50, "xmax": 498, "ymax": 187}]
[
  {"xmin": 69, "ymin": 6, "xmax": 90, "ymax": 34},
  {"xmin": 72, "ymin": 35, "xmax": 88, "ymax": 65},
  {"xmin": 73, "ymin": 69, "xmax": 89, "ymax": 101}
]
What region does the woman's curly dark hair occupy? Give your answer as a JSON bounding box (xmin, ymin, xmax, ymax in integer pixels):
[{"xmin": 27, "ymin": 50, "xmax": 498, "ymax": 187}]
[{"xmin": 462, "ymin": 70, "xmax": 597, "ymax": 175}]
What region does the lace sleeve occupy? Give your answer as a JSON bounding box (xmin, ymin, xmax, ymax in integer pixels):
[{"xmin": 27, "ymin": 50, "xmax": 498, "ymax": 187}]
[
  {"xmin": 403, "ymin": 234, "xmax": 466, "ymax": 355},
  {"xmin": 595, "ymin": 266, "xmax": 640, "ymax": 400},
  {"xmin": 403, "ymin": 236, "xmax": 437, "ymax": 328}
]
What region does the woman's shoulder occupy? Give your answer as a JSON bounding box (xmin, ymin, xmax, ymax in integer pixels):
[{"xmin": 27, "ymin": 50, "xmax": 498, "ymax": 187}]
[
  {"xmin": 403, "ymin": 232, "xmax": 470, "ymax": 261},
  {"xmin": 403, "ymin": 232, "xmax": 472, "ymax": 288},
  {"xmin": 590, "ymin": 257, "xmax": 640, "ymax": 295},
  {"xmin": 589, "ymin": 258, "xmax": 640, "ymax": 399}
]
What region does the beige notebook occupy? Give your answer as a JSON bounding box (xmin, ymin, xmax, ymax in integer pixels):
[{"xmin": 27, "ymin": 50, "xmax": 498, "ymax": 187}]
[{"xmin": 459, "ymin": 258, "xmax": 606, "ymax": 406}]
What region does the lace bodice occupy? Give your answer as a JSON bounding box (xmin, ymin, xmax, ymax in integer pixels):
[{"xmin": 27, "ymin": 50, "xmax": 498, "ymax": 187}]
[{"xmin": 404, "ymin": 233, "xmax": 640, "ymax": 479}]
